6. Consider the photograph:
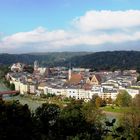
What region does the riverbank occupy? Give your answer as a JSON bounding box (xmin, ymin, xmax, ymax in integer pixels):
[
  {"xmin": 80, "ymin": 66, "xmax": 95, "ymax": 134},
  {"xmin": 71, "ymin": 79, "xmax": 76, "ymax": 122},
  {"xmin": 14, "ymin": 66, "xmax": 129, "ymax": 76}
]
[{"xmin": 0, "ymin": 80, "xmax": 10, "ymax": 91}]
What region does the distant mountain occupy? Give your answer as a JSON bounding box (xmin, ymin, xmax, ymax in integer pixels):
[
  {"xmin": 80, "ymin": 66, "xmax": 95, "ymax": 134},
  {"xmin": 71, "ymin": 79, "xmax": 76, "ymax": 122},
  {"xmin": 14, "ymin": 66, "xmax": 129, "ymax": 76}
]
[
  {"xmin": 58, "ymin": 51, "xmax": 140, "ymax": 70},
  {"xmin": 1, "ymin": 51, "xmax": 140, "ymax": 70},
  {"xmin": 0, "ymin": 52, "xmax": 91, "ymax": 66}
]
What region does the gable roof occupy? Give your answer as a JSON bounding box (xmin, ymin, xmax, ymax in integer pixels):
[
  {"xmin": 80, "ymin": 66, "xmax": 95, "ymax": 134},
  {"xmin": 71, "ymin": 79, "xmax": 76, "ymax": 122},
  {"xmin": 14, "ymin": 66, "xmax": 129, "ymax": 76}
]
[{"xmin": 94, "ymin": 74, "xmax": 102, "ymax": 82}]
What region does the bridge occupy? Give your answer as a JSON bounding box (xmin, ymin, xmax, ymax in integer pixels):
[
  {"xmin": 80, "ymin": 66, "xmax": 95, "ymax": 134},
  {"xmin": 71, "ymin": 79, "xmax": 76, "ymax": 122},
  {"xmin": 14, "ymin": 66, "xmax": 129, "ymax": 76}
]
[{"xmin": 0, "ymin": 90, "xmax": 19, "ymax": 95}]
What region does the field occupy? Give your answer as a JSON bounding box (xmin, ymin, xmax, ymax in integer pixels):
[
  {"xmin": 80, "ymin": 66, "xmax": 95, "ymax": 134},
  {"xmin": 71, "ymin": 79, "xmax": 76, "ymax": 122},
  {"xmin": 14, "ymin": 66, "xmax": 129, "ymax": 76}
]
[{"xmin": 101, "ymin": 106, "xmax": 131, "ymax": 113}]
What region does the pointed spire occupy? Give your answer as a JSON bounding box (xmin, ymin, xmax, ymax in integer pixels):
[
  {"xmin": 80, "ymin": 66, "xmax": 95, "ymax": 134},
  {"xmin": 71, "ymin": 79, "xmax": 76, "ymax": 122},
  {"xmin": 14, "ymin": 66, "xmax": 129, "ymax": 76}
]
[{"xmin": 68, "ymin": 62, "xmax": 72, "ymax": 80}]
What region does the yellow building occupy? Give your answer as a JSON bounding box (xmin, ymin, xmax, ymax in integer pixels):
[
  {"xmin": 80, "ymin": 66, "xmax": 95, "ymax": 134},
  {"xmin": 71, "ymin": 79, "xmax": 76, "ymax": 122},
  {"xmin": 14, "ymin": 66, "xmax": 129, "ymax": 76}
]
[
  {"xmin": 86, "ymin": 74, "xmax": 101, "ymax": 85},
  {"xmin": 20, "ymin": 83, "xmax": 29, "ymax": 94}
]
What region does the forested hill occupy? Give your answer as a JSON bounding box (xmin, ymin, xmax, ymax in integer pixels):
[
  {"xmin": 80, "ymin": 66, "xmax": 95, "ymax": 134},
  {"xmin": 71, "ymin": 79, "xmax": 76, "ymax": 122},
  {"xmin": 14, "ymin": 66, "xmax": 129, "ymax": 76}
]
[
  {"xmin": 0, "ymin": 51, "xmax": 140, "ymax": 70},
  {"xmin": 0, "ymin": 52, "xmax": 90, "ymax": 66},
  {"xmin": 59, "ymin": 51, "xmax": 140, "ymax": 70}
]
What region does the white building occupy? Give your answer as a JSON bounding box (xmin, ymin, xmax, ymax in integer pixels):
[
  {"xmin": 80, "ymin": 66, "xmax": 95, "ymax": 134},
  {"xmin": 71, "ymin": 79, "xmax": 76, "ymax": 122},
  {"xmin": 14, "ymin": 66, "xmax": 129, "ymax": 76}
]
[
  {"xmin": 11, "ymin": 63, "xmax": 23, "ymax": 72},
  {"xmin": 20, "ymin": 83, "xmax": 29, "ymax": 94},
  {"xmin": 99, "ymin": 90, "xmax": 118, "ymax": 100},
  {"xmin": 66, "ymin": 88, "xmax": 89, "ymax": 99},
  {"xmin": 13, "ymin": 81, "xmax": 20, "ymax": 91},
  {"xmin": 29, "ymin": 84, "xmax": 36, "ymax": 94}
]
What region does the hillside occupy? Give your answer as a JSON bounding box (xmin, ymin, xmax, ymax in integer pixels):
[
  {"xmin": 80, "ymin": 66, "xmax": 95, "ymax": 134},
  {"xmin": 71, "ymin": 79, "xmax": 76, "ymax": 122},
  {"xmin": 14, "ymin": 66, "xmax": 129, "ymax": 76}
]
[
  {"xmin": 59, "ymin": 51, "xmax": 140, "ymax": 70},
  {"xmin": 1, "ymin": 51, "xmax": 140, "ymax": 70},
  {"xmin": 0, "ymin": 52, "xmax": 90, "ymax": 66}
]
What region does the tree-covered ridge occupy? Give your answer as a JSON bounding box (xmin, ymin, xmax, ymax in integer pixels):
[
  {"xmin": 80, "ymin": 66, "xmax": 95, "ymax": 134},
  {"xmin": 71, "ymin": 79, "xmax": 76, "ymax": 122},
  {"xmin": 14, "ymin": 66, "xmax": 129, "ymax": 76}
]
[
  {"xmin": 1, "ymin": 51, "xmax": 140, "ymax": 70},
  {"xmin": 64, "ymin": 51, "xmax": 140, "ymax": 70},
  {"xmin": 0, "ymin": 52, "xmax": 90, "ymax": 66}
]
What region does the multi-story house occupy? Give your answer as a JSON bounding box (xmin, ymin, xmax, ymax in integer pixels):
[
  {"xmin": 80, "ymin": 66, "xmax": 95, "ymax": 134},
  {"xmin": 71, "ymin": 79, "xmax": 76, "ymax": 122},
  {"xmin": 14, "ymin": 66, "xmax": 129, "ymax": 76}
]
[{"xmin": 86, "ymin": 74, "xmax": 101, "ymax": 85}]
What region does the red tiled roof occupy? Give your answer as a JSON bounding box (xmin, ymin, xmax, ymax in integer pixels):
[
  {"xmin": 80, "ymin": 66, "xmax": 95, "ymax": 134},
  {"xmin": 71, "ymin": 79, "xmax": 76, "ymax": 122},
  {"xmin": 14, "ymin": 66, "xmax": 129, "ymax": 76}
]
[
  {"xmin": 94, "ymin": 74, "xmax": 102, "ymax": 82},
  {"xmin": 83, "ymin": 83, "xmax": 92, "ymax": 90},
  {"xmin": 68, "ymin": 73, "xmax": 83, "ymax": 84}
]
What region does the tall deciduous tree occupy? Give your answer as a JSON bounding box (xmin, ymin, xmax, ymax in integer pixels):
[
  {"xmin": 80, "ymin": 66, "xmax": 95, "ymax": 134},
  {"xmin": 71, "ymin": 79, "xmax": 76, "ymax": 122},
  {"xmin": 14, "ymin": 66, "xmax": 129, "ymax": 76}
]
[{"xmin": 115, "ymin": 90, "xmax": 132, "ymax": 107}]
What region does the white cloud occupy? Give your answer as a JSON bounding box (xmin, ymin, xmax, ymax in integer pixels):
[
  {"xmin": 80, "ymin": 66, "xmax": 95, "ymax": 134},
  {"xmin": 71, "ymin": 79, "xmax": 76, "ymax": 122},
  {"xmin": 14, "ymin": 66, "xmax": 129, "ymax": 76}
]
[
  {"xmin": 1, "ymin": 10, "xmax": 140, "ymax": 53},
  {"xmin": 73, "ymin": 10, "xmax": 140, "ymax": 32},
  {"xmin": 2, "ymin": 27, "xmax": 68, "ymax": 43}
]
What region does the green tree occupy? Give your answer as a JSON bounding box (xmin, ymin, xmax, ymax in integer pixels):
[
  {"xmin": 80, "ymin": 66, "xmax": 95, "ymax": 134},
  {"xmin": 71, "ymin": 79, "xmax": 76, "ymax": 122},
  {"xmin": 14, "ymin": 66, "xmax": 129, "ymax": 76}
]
[
  {"xmin": 133, "ymin": 94, "xmax": 140, "ymax": 107},
  {"xmin": 10, "ymin": 83, "xmax": 15, "ymax": 90},
  {"xmin": 82, "ymin": 101, "xmax": 103, "ymax": 124},
  {"xmin": 59, "ymin": 102, "xmax": 85, "ymax": 136},
  {"xmin": 0, "ymin": 101, "xmax": 33, "ymax": 140},
  {"xmin": 24, "ymin": 65, "xmax": 34, "ymax": 73},
  {"xmin": 0, "ymin": 66, "xmax": 10, "ymax": 79},
  {"xmin": 115, "ymin": 90, "xmax": 132, "ymax": 107},
  {"xmin": 137, "ymin": 75, "xmax": 140, "ymax": 82},
  {"xmin": 58, "ymin": 101, "xmax": 103, "ymax": 140},
  {"xmin": 35, "ymin": 103, "xmax": 60, "ymax": 139}
]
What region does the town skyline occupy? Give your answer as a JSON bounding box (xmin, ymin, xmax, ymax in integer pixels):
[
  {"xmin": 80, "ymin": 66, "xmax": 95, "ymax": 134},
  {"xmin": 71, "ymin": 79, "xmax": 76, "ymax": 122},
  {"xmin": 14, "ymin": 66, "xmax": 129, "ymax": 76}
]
[{"xmin": 0, "ymin": 0, "xmax": 140, "ymax": 53}]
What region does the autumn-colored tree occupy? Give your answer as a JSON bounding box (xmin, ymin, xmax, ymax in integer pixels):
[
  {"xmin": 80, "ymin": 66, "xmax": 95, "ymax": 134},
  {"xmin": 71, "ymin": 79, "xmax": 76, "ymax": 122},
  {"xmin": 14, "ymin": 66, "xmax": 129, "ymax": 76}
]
[
  {"xmin": 107, "ymin": 97, "xmax": 113, "ymax": 104},
  {"xmin": 95, "ymin": 97, "xmax": 103, "ymax": 107},
  {"xmin": 133, "ymin": 94, "xmax": 140, "ymax": 107}
]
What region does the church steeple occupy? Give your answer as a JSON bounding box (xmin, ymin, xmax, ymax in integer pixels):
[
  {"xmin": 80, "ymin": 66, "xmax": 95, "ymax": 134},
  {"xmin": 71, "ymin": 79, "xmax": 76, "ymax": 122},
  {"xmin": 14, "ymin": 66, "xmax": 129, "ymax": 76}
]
[
  {"xmin": 68, "ymin": 68, "xmax": 71, "ymax": 81},
  {"xmin": 34, "ymin": 60, "xmax": 39, "ymax": 71},
  {"xmin": 68, "ymin": 63, "xmax": 72, "ymax": 80}
]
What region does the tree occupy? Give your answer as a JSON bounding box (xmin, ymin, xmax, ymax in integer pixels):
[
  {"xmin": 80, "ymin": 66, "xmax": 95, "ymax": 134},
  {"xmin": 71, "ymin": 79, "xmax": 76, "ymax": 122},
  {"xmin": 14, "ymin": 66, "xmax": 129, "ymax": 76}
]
[
  {"xmin": 115, "ymin": 90, "xmax": 132, "ymax": 107},
  {"xmin": 0, "ymin": 101, "xmax": 33, "ymax": 140},
  {"xmin": 136, "ymin": 67, "xmax": 140, "ymax": 74},
  {"xmin": 58, "ymin": 101, "xmax": 103, "ymax": 140},
  {"xmin": 137, "ymin": 75, "xmax": 140, "ymax": 82},
  {"xmin": 23, "ymin": 65, "xmax": 34, "ymax": 74},
  {"xmin": 82, "ymin": 101, "xmax": 103, "ymax": 125},
  {"xmin": 35, "ymin": 103, "xmax": 60, "ymax": 139},
  {"xmin": 95, "ymin": 97, "xmax": 103, "ymax": 107},
  {"xmin": 133, "ymin": 94, "xmax": 140, "ymax": 107},
  {"xmin": 0, "ymin": 66, "xmax": 10, "ymax": 79},
  {"xmin": 107, "ymin": 97, "xmax": 113, "ymax": 105},
  {"xmin": 59, "ymin": 101, "xmax": 85, "ymax": 136},
  {"xmin": 91, "ymin": 93, "xmax": 99, "ymax": 107},
  {"xmin": 10, "ymin": 83, "xmax": 15, "ymax": 90}
]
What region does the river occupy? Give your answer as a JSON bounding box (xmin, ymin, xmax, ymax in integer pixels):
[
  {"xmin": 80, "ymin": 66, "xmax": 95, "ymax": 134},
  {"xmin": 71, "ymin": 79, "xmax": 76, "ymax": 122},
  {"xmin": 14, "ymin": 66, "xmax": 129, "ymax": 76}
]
[{"xmin": 3, "ymin": 94, "xmax": 47, "ymax": 111}]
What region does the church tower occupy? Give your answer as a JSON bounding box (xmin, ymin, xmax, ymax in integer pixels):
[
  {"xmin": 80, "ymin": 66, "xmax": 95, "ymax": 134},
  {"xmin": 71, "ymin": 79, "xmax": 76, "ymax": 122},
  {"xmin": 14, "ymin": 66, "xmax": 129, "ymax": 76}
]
[
  {"xmin": 68, "ymin": 68, "xmax": 72, "ymax": 81},
  {"xmin": 68, "ymin": 62, "xmax": 72, "ymax": 81}
]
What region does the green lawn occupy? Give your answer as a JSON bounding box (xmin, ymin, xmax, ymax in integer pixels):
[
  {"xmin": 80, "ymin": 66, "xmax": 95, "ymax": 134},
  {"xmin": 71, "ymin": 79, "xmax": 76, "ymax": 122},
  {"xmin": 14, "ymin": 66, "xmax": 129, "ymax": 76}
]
[{"xmin": 101, "ymin": 106, "xmax": 131, "ymax": 113}]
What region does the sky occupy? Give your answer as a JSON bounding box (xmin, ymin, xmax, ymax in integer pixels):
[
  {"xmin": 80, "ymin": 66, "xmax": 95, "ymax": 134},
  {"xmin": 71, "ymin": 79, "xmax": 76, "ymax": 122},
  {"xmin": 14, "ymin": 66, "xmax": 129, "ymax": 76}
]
[{"xmin": 0, "ymin": 0, "xmax": 140, "ymax": 53}]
